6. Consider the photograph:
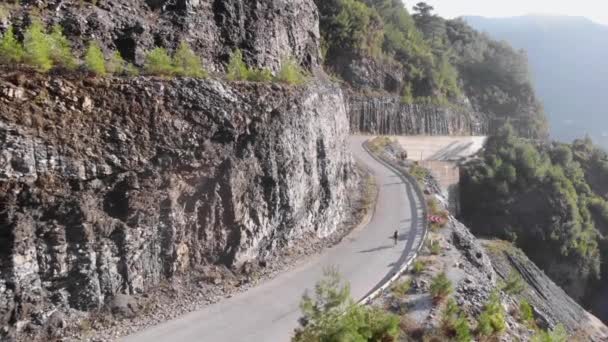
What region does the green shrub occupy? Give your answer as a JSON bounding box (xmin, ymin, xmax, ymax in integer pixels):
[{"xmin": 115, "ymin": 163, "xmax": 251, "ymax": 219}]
[
  {"xmin": 454, "ymin": 315, "xmax": 472, "ymax": 342},
  {"xmin": 476, "ymin": 290, "xmax": 506, "ymax": 336},
  {"xmin": 410, "ymin": 164, "xmax": 429, "ymax": 185},
  {"xmin": 477, "ymin": 311, "xmax": 493, "ymax": 337},
  {"xmin": 441, "ymin": 298, "xmax": 471, "ymax": 341},
  {"xmin": 519, "ymin": 299, "xmax": 534, "ymax": 325},
  {"xmin": 531, "ymin": 324, "xmax": 568, "ymax": 342},
  {"xmin": 107, "ymin": 51, "xmax": 125, "ymax": 74},
  {"xmin": 368, "ymin": 136, "xmax": 393, "ymax": 153},
  {"xmin": 84, "ymin": 41, "xmax": 106, "ymax": 76},
  {"xmin": 226, "ymin": 49, "xmax": 249, "ymax": 81},
  {"xmin": 276, "ymin": 57, "xmax": 307, "ymax": 85},
  {"xmin": 401, "ymin": 84, "xmax": 414, "ymax": 104},
  {"xmin": 225, "ymin": 49, "xmax": 271, "ymax": 82},
  {"xmin": 430, "ymin": 272, "xmax": 452, "ymax": 301},
  {"xmin": 247, "ymin": 68, "xmax": 272, "ymax": 82},
  {"xmin": 125, "ymin": 63, "xmax": 140, "ymax": 76},
  {"xmin": 412, "ymin": 259, "xmax": 425, "ymax": 274},
  {"xmin": 173, "ymin": 41, "xmax": 206, "ymax": 78},
  {"xmin": 23, "ymin": 20, "xmax": 52, "ymax": 72},
  {"xmin": 144, "ymin": 47, "xmax": 174, "ymax": 76},
  {"xmin": 429, "ymin": 240, "xmax": 441, "ymax": 255},
  {"xmin": 49, "ymin": 25, "xmax": 77, "ymax": 70},
  {"xmin": 391, "ymin": 279, "xmax": 411, "ymax": 298},
  {"xmin": 502, "ymin": 271, "xmax": 525, "ymax": 295},
  {"xmin": 442, "ymin": 298, "xmax": 460, "ymax": 329},
  {"xmin": 0, "ymin": 26, "xmax": 24, "ymax": 64},
  {"xmin": 293, "ymin": 268, "xmax": 400, "ymax": 341}
]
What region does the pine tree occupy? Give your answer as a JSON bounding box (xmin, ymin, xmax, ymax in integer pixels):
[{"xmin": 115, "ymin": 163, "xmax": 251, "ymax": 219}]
[
  {"xmin": 0, "ymin": 26, "xmax": 24, "ymax": 64},
  {"xmin": 49, "ymin": 25, "xmax": 77, "ymax": 70},
  {"xmin": 85, "ymin": 41, "xmax": 106, "ymax": 76},
  {"xmin": 144, "ymin": 47, "xmax": 174, "ymax": 76},
  {"xmin": 226, "ymin": 49, "xmax": 249, "ymax": 81},
  {"xmin": 23, "ymin": 20, "xmax": 52, "ymax": 72},
  {"xmin": 173, "ymin": 41, "xmax": 206, "ymax": 78},
  {"xmin": 276, "ymin": 57, "xmax": 306, "ymax": 85},
  {"xmin": 454, "ymin": 315, "xmax": 471, "ymax": 342},
  {"xmin": 107, "ymin": 51, "xmax": 125, "ymax": 74}
]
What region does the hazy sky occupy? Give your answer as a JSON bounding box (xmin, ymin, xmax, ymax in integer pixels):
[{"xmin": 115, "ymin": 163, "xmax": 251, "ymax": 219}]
[{"xmin": 407, "ymin": 0, "xmax": 608, "ymax": 25}]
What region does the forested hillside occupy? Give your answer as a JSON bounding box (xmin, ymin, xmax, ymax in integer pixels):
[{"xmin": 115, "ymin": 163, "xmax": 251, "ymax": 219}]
[
  {"xmin": 465, "ymin": 15, "xmax": 608, "ymax": 148},
  {"xmin": 460, "ymin": 126, "xmax": 608, "ymax": 321},
  {"xmin": 315, "ymin": 0, "xmax": 548, "ymax": 138}
]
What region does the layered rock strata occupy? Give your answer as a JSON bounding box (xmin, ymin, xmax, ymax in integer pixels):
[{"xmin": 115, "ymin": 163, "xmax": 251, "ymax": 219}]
[
  {"xmin": 0, "ymin": 71, "xmax": 355, "ymax": 333},
  {"xmin": 347, "ymin": 93, "xmax": 488, "ymax": 136}
]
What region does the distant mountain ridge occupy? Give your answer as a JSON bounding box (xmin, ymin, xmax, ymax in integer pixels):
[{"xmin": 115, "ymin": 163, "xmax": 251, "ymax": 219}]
[{"xmin": 464, "ymin": 14, "xmax": 608, "ymax": 148}]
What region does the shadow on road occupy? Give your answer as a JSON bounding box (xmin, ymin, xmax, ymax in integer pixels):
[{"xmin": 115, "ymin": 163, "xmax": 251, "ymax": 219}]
[{"xmin": 359, "ymin": 245, "xmax": 394, "ymax": 253}]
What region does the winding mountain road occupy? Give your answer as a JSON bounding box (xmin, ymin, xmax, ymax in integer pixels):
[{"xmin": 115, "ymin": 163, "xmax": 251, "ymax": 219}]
[{"xmin": 123, "ymin": 136, "xmax": 425, "ymax": 342}]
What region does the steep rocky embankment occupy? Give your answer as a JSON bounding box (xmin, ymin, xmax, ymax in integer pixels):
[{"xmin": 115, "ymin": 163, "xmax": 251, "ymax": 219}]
[
  {"xmin": 371, "ymin": 140, "xmax": 608, "ymax": 341},
  {"xmin": 347, "ymin": 93, "xmax": 487, "ymax": 136},
  {"xmin": 1, "ymin": 0, "xmax": 320, "ymax": 71},
  {"xmin": 0, "ymin": 70, "xmax": 357, "ymax": 339},
  {"xmin": 483, "ymin": 239, "xmax": 608, "ymax": 338}
]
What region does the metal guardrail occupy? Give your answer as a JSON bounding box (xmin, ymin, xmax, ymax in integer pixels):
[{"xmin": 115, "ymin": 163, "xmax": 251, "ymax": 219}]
[{"xmin": 357, "ymin": 141, "xmax": 429, "ymax": 305}]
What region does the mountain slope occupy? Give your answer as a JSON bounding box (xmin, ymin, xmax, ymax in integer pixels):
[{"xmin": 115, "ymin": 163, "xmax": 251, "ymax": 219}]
[
  {"xmin": 315, "ymin": 0, "xmax": 548, "ymax": 138},
  {"xmin": 464, "ymin": 15, "xmax": 608, "ymax": 148}
]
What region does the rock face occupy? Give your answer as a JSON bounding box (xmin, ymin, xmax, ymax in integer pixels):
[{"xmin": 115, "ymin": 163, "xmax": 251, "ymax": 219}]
[
  {"xmin": 2, "ymin": 0, "xmax": 321, "ymax": 71},
  {"xmin": 0, "ymin": 71, "xmax": 355, "ymax": 334},
  {"xmin": 329, "ymin": 55, "xmax": 406, "ymax": 94},
  {"xmin": 347, "ymin": 93, "xmax": 488, "ymax": 136}
]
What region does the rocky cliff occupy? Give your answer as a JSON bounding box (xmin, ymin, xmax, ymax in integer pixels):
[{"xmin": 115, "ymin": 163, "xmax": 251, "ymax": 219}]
[
  {"xmin": 1, "ymin": 0, "xmax": 320, "ymax": 71},
  {"xmin": 347, "ymin": 93, "xmax": 488, "ymax": 136},
  {"xmin": 0, "ymin": 70, "xmax": 356, "ymax": 338}
]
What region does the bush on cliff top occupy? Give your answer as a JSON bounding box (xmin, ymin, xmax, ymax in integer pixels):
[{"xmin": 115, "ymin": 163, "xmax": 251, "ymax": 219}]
[
  {"xmin": 144, "ymin": 47, "xmax": 174, "ymax": 76},
  {"xmin": 226, "ymin": 49, "xmax": 278, "ymax": 83},
  {"xmin": 23, "ymin": 20, "xmax": 52, "ymax": 72},
  {"xmin": 49, "ymin": 25, "xmax": 77, "ymax": 70},
  {"xmin": 173, "ymin": 41, "xmax": 207, "ymax": 78},
  {"xmin": 0, "ymin": 26, "xmax": 24, "ymax": 64},
  {"xmin": 226, "ymin": 49, "xmax": 249, "ymax": 81},
  {"xmin": 276, "ymin": 57, "xmax": 307, "ymax": 85},
  {"xmin": 144, "ymin": 42, "xmax": 208, "ymax": 77},
  {"xmin": 85, "ymin": 41, "xmax": 106, "ymax": 76}
]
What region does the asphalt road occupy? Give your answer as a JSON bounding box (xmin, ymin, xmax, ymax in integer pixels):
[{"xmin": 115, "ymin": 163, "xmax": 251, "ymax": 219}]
[{"xmin": 123, "ymin": 136, "xmax": 424, "ymax": 342}]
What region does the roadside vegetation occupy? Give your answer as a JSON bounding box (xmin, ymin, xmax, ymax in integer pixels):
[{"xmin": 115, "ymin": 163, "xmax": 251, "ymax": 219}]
[
  {"xmin": 366, "ymin": 136, "xmax": 394, "ymax": 153},
  {"xmin": 293, "ymin": 268, "xmax": 399, "ymax": 341},
  {"xmin": 429, "ymin": 272, "xmax": 452, "ymax": 301}
]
